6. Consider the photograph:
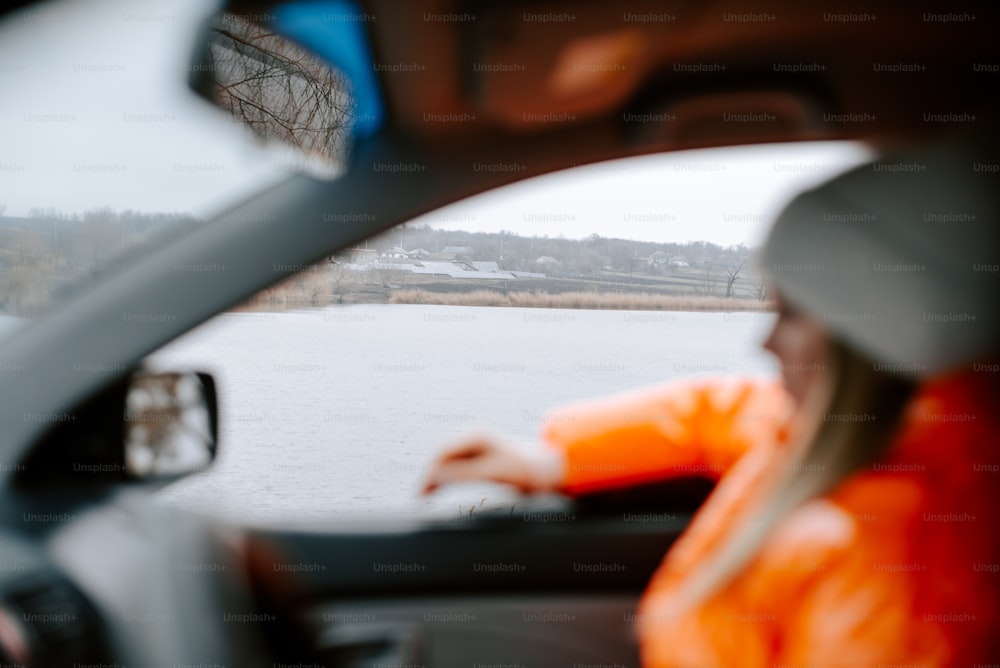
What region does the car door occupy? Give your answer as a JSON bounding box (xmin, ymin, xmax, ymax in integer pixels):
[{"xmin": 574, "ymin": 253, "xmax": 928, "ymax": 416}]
[{"xmin": 237, "ymin": 483, "xmax": 713, "ymax": 668}]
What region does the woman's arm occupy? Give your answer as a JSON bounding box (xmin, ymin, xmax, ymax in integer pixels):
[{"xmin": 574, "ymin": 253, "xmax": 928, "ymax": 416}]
[
  {"xmin": 543, "ymin": 377, "xmax": 790, "ymax": 495},
  {"xmin": 422, "ymin": 376, "xmax": 789, "ymax": 496}
]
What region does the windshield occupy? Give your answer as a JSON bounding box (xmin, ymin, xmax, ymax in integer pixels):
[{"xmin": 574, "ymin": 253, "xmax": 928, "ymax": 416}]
[
  {"xmin": 0, "ymin": 0, "xmax": 294, "ymax": 325},
  {"xmin": 147, "ymin": 141, "xmax": 873, "ymax": 522}
]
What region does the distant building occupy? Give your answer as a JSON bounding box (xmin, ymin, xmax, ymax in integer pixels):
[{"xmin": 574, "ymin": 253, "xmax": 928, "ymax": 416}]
[
  {"xmin": 648, "ymin": 251, "xmax": 670, "ymax": 266},
  {"xmin": 668, "ymin": 255, "xmax": 690, "ymax": 268},
  {"xmin": 385, "ymin": 245, "xmax": 409, "ymax": 259}
]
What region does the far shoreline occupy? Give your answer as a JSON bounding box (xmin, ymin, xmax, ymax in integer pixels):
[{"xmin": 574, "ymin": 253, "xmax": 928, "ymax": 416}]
[{"xmin": 233, "ymin": 286, "xmax": 775, "ymax": 314}]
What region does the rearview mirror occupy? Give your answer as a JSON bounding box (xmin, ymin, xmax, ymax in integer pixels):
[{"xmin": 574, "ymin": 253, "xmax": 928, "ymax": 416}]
[{"xmin": 189, "ymin": 9, "xmax": 362, "ymax": 178}]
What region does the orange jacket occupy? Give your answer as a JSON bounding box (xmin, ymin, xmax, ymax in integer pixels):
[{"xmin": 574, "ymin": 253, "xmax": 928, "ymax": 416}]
[{"xmin": 541, "ymin": 372, "xmax": 1000, "ymax": 667}]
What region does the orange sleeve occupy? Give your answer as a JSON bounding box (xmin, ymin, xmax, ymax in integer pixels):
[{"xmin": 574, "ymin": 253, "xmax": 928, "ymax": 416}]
[{"xmin": 541, "ymin": 376, "xmax": 790, "ymax": 495}]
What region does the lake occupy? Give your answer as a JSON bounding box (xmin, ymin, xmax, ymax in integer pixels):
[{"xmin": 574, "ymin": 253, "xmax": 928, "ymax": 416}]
[{"xmin": 148, "ymin": 304, "xmax": 777, "ymax": 523}]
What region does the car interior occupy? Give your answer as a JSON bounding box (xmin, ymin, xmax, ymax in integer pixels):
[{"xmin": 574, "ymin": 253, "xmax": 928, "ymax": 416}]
[{"xmin": 0, "ymin": 0, "xmax": 998, "ymax": 666}]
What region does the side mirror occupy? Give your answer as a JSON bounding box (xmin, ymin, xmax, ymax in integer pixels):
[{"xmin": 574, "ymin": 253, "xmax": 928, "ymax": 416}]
[
  {"xmin": 123, "ymin": 371, "xmax": 218, "ymax": 479},
  {"xmin": 16, "ymin": 370, "xmax": 219, "ymax": 486}
]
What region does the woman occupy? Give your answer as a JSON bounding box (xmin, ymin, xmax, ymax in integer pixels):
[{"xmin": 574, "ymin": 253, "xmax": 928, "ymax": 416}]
[{"xmin": 423, "ymin": 136, "xmax": 1000, "ymax": 666}]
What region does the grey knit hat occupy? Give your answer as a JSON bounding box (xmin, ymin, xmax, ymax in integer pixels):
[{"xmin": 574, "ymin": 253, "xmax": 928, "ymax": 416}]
[{"xmin": 760, "ymin": 135, "xmax": 1000, "ymax": 378}]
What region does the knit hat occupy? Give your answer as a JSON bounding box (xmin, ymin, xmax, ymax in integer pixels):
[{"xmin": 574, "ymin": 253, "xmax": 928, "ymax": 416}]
[{"xmin": 760, "ymin": 134, "xmax": 1000, "ymax": 378}]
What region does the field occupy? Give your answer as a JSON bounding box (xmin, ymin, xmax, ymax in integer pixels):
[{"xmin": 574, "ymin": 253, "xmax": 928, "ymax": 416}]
[{"xmin": 235, "ymin": 264, "xmax": 774, "ymax": 313}]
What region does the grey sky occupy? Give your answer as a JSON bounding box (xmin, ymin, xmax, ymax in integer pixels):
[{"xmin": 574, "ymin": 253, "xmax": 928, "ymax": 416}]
[
  {"xmin": 1, "ymin": 0, "xmax": 871, "ymax": 247},
  {"xmin": 1, "ymin": 0, "xmax": 289, "ymax": 218},
  {"xmin": 415, "ymin": 142, "xmax": 871, "ymax": 247}
]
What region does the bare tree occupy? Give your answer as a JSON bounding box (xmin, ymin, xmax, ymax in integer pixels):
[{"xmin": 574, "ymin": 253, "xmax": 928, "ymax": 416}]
[
  {"xmin": 328, "ymin": 261, "xmax": 358, "ymax": 303},
  {"xmin": 8, "ymin": 229, "xmax": 53, "ymax": 269},
  {"xmin": 366, "ymin": 260, "xmax": 406, "ymax": 289},
  {"xmin": 0, "ymin": 229, "xmax": 56, "ymax": 314},
  {"xmin": 69, "ymin": 213, "xmax": 124, "ymax": 271},
  {"xmin": 567, "ymin": 249, "xmax": 606, "ymax": 275},
  {"xmin": 750, "ymin": 272, "xmax": 771, "ymax": 302},
  {"xmin": 27, "ymin": 206, "xmax": 64, "ymax": 219},
  {"xmin": 723, "ymin": 258, "xmax": 746, "ymax": 298},
  {"xmin": 208, "ymin": 13, "xmax": 353, "ymax": 174},
  {"xmin": 695, "ymin": 263, "xmax": 719, "ymax": 296},
  {"xmin": 0, "ymin": 267, "xmax": 48, "ymax": 314},
  {"xmin": 606, "ymin": 241, "xmax": 634, "ymax": 274}
]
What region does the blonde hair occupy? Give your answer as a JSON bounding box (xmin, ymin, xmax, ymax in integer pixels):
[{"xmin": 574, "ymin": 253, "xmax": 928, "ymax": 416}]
[{"xmin": 663, "ymin": 341, "xmax": 916, "ymax": 616}]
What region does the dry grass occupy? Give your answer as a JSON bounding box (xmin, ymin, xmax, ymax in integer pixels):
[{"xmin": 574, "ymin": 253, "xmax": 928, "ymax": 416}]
[
  {"xmin": 233, "ymin": 265, "xmax": 334, "ymax": 311},
  {"xmin": 230, "ymin": 267, "xmax": 776, "ymax": 313},
  {"xmin": 389, "ymin": 289, "xmax": 774, "ymax": 312}
]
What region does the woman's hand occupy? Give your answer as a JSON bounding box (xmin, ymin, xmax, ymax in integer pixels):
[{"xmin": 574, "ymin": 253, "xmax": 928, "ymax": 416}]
[{"xmin": 421, "ymin": 434, "xmax": 565, "ymax": 495}]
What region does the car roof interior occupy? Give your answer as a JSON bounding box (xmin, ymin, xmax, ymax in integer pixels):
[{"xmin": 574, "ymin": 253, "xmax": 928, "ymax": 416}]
[
  {"xmin": 227, "ymin": 0, "xmax": 999, "ymax": 164},
  {"xmin": 377, "ymin": 0, "xmax": 997, "ymax": 146}
]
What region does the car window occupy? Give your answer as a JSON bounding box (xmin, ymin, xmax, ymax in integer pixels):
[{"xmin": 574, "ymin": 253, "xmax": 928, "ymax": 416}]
[
  {"xmin": 146, "ymin": 141, "xmax": 871, "ymax": 523},
  {"xmin": 0, "ymin": 0, "xmax": 305, "ymax": 325}
]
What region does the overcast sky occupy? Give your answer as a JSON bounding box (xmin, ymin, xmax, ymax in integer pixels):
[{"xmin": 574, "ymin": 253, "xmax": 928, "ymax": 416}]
[
  {"xmin": 409, "ymin": 143, "xmax": 871, "ymax": 247},
  {"xmin": 1, "ymin": 0, "xmax": 872, "ymax": 247}
]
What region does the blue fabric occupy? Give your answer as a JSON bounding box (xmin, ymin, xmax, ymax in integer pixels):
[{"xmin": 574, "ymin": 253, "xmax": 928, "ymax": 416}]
[{"xmin": 272, "ymin": 0, "xmax": 385, "ymax": 138}]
